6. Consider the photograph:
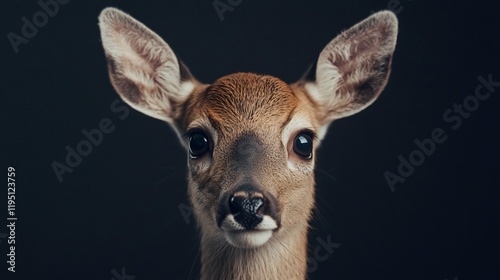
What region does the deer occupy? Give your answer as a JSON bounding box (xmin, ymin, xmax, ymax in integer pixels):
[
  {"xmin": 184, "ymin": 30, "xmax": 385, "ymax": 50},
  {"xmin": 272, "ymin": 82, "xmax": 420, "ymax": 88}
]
[{"xmin": 98, "ymin": 7, "xmax": 398, "ymax": 280}]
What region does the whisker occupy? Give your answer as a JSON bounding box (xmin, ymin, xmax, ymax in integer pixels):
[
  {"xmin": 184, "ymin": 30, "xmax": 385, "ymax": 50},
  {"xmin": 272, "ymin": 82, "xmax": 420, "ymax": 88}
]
[
  {"xmin": 187, "ymin": 246, "xmax": 201, "ymax": 280},
  {"xmin": 267, "ymin": 239, "xmax": 292, "ymax": 275},
  {"xmin": 314, "ymin": 197, "xmax": 339, "ymax": 234},
  {"xmin": 154, "ymin": 168, "xmax": 186, "ymax": 185},
  {"xmin": 271, "ymin": 235, "xmax": 306, "ymax": 264},
  {"xmin": 316, "ymin": 168, "xmax": 337, "ymax": 181}
]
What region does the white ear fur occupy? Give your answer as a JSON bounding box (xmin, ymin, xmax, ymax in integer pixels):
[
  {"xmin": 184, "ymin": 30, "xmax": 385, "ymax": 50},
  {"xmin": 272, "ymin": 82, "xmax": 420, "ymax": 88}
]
[
  {"xmin": 304, "ymin": 11, "xmax": 398, "ymax": 126},
  {"xmin": 99, "ymin": 7, "xmax": 195, "ymax": 123}
]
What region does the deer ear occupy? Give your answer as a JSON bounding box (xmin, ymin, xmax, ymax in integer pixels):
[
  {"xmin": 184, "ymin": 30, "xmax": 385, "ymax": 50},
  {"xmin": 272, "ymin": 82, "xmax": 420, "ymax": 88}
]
[
  {"xmin": 300, "ymin": 11, "xmax": 398, "ymax": 126},
  {"xmin": 98, "ymin": 7, "xmax": 196, "ymax": 123}
]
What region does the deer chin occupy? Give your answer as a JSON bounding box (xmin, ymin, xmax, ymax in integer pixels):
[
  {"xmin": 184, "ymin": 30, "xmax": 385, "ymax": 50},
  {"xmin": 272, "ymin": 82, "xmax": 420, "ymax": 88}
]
[
  {"xmin": 220, "ymin": 214, "xmax": 279, "ymax": 248},
  {"xmin": 223, "ymin": 229, "xmax": 273, "ymax": 248}
]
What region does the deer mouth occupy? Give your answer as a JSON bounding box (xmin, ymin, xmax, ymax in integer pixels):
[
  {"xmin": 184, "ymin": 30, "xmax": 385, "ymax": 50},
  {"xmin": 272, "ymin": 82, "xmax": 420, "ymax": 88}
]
[
  {"xmin": 215, "ymin": 183, "xmax": 281, "ymax": 248},
  {"xmin": 220, "ymin": 214, "xmax": 278, "ymax": 248}
]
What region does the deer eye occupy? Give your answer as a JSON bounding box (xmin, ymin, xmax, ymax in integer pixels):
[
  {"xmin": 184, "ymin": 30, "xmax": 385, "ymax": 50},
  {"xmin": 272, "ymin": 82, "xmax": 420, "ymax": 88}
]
[
  {"xmin": 293, "ymin": 133, "xmax": 313, "ymax": 159},
  {"xmin": 189, "ymin": 132, "xmax": 209, "ymax": 158}
]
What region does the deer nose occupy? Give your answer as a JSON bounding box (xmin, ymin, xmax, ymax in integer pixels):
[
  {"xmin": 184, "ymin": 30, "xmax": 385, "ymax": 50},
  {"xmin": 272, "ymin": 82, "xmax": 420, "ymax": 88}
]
[{"xmin": 229, "ymin": 192, "xmax": 265, "ymax": 229}]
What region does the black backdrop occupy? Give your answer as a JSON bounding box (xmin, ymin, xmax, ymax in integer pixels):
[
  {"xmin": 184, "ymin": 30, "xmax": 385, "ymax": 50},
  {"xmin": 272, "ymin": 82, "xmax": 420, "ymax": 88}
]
[{"xmin": 2, "ymin": 0, "xmax": 499, "ymax": 279}]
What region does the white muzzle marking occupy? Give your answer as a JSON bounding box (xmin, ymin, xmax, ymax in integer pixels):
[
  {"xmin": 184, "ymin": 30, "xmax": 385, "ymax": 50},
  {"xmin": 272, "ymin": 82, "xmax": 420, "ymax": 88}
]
[{"xmin": 221, "ymin": 215, "xmax": 278, "ymax": 248}]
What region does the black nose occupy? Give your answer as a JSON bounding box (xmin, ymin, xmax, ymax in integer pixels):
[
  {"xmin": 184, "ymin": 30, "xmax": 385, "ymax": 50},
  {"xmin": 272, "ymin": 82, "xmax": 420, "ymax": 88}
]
[
  {"xmin": 229, "ymin": 194, "xmax": 264, "ymax": 229},
  {"xmin": 216, "ymin": 183, "xmax": 281, "ymax": 230}
]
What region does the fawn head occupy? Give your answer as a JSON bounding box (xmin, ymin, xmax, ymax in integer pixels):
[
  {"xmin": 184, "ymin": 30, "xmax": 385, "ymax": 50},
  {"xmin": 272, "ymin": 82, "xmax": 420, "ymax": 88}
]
[{"xmin": 99, "ymin": 8, "xmax": 397, "ymax": 249}]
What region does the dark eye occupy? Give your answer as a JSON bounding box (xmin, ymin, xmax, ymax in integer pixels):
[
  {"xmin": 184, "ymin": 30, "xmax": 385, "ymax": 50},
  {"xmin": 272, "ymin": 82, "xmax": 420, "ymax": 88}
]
[
  {"xmin": 293, "ymin": 133, "xmax": 313, "ymax": 159},
  {"xmin": 189, "ymin": 132, "xmax": 209, "ymax": 158}
]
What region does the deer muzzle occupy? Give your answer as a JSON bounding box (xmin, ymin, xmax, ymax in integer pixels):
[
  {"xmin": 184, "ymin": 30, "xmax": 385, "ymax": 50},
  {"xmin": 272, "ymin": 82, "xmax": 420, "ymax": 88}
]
[{"xmin": 216, "ymin": 183, "xmax": 281, "ymax": 248}]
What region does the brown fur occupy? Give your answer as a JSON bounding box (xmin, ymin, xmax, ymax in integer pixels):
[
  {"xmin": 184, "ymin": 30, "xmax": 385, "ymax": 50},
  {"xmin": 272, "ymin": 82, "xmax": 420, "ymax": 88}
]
[{"xmin": 181, "ymin": 73, "xmax": 315, "ymax": 279}]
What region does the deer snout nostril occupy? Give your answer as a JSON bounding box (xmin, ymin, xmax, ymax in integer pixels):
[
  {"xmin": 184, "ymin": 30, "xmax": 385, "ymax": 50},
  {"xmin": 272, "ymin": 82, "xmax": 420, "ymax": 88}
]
[{"xmin": 229, "ymin": 195, "xmax": 264, "ymax": 229}]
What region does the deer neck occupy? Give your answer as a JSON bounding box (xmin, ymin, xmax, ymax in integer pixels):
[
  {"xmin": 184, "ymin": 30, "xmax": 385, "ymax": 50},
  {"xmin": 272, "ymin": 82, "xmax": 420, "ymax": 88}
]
[{"xmin": 199, "ymin": 227, "xmax": 309, "ymax": 280}]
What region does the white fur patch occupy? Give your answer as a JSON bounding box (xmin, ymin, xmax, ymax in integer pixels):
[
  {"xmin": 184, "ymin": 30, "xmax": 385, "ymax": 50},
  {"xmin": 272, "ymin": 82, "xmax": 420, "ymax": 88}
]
[
  {"xmin": 221, "ymin": 214, "xmax": 246, "ymax": 231},
  {"xmin": 221, "ymin": 215, "xmax": 277, "ymax": 231},
  {"xmin": 221, "ymin": 215, "xmax": 277, "ymax": 248},
  {"xmin": 179, "ymin": 81, "xmax": 195, "ymax": 103},
  {"xmin": 224, "ymin": 230, "xmax": 273, "ymax": 248}
]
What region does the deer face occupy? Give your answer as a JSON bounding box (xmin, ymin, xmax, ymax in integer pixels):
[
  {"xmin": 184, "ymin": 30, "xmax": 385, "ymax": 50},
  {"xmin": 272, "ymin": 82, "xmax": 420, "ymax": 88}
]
[
  {"xmin": 182, "ymin": 73, "xmax": 319, "ymax": 248},
  {"xmin": 99, "ymin": 8, "xmax": 397, "ymax": 250}
]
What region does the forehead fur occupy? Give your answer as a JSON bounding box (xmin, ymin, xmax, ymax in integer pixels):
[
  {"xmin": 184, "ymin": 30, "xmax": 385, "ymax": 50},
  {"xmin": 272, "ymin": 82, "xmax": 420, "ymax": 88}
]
[{"xmin": 192, "ymin": 73, "xmax": 299, "ymax": 133}]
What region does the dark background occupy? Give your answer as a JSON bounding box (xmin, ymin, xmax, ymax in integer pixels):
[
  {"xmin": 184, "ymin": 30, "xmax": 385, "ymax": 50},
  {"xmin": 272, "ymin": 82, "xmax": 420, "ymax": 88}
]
[{"xmin": 2, "ymin": 0, "xmax": 499, "ymax": 279}]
